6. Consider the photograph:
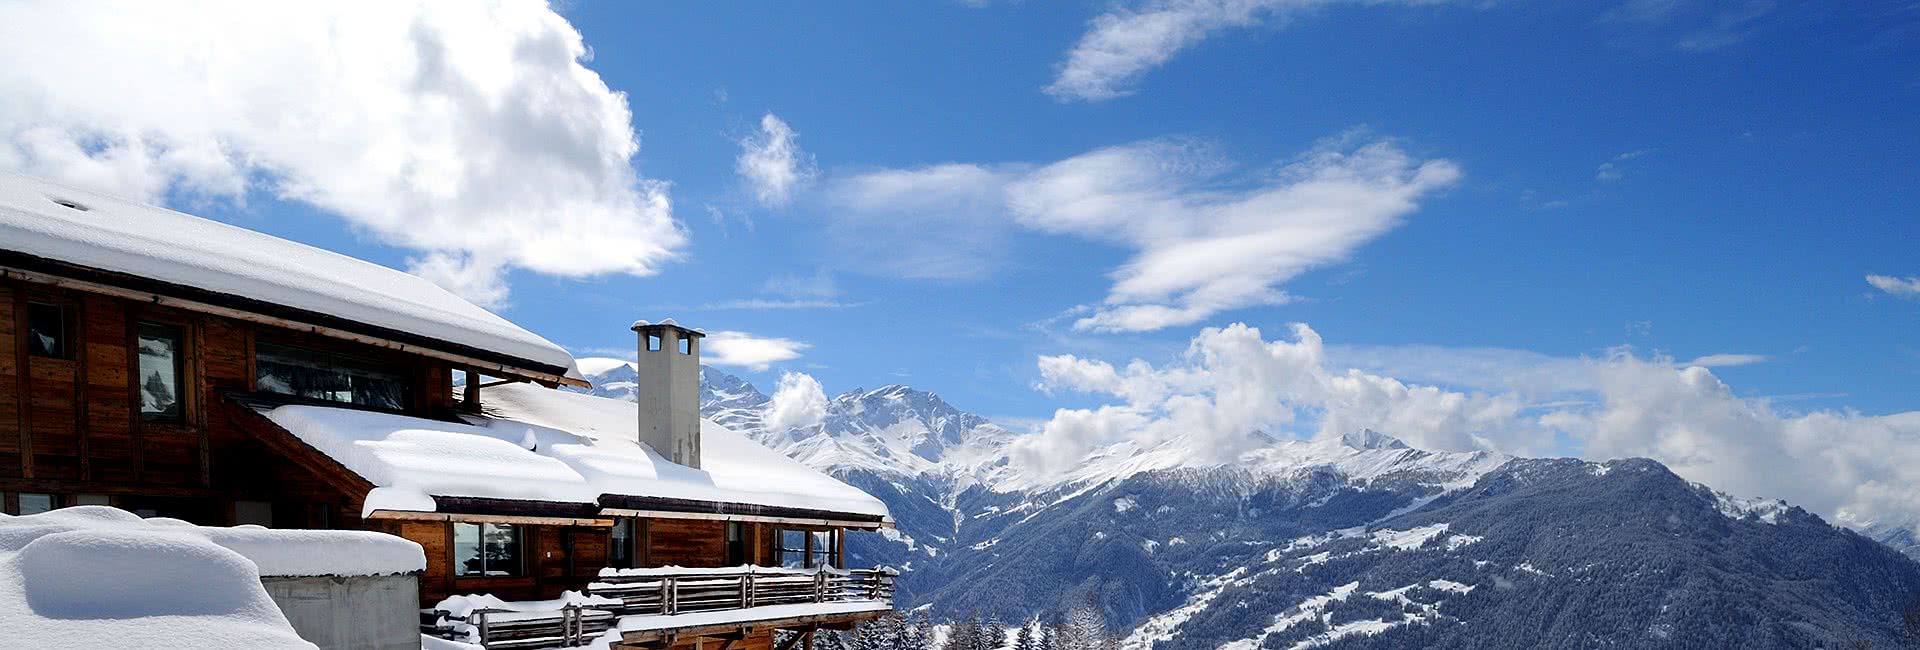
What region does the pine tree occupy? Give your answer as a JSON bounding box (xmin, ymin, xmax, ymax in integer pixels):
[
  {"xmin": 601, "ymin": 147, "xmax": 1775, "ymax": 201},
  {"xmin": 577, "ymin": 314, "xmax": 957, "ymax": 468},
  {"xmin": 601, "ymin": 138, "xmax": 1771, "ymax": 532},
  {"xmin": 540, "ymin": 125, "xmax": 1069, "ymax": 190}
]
[
  {"xmin": 813, "ymin": 630, "xmax": 849, "ymax": 650},
  {"xmin": 948, "ymin": 613, "xmax": 982, "ymax": 650},
  {"xmin": 1057, "ymin": 602, "xmax": 1109, "ymax": 650},
  {"xmin": 1038, "ymin": 624, "xmax": 1057, "ymax": 650},
  {"xmin": 1013, "ymin": 622, "xmax": 1035, "ymax": 650},
  {"xmin": 982, "ymin": 616, "xmax": 1008, "ymax": 650},
  {"xmin": 907, "ymin": 611, "xmax": 936, "ymax": 650}
]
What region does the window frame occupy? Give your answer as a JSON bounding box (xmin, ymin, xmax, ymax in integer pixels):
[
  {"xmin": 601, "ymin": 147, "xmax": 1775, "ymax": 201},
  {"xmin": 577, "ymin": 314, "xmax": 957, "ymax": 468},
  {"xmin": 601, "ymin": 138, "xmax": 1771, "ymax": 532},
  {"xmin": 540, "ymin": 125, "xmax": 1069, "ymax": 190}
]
[
  {"xmin": 25, "ymin": 302, "xmax": 71, "ymax": 359},
  {"xmin": 17, "ymin": 492, "xmax": 58, "ymax": 515},
  {"xmin": 253, "ymin": 340, "xmax": 413, "ymax": 412},
  {"xmin": 608, "ymin": 517, "xmax": 636, "ymax": 569},
  {"xmin": 135, "ymin": 320, "xmax": 189, "ymax": 423},
  {"xmin": 772, "ymin": 527, "xmax": 841, "ymax": 569},
  {"xmin": 452, "ymin": 521, "xmax": 526, "ymax": 578}
]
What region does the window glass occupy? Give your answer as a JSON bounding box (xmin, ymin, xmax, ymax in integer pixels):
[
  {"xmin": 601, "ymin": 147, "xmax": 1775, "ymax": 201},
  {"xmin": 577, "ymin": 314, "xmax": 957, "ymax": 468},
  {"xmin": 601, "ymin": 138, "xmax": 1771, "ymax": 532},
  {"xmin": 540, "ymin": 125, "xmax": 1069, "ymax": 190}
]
[
  {"xmin": 726, "ymin": 522, "xmax": 747, "ymax": 566},
  {"xmin": 72, "ymin": 494, "xmax": 111, "ymax": 506},
  {"xmin": 454, "ymin": 522, "xmax": 522, "ymax": 577},
  {"xmin": 810, "ymin": 530, "xmax": 837, "ymax": 569},
  {"xmin": 778, "ymin": 529, "xmax": 808, "ymax": 569},
  {"xmin": 678, "ymin": 336, "xmax": 691, "ymax": 355},
  {"xmin": 26, "ymin": 303, "xmax": 66, "ymax": 358},
  {"xmin": 609, "ymin": 518, "xmax": 634, "ymax": 569},
  {"xmin": 646, "ymin": 334, "xmax": 661, "ymax": 352},
  {"xmin": 256, "ymin": 342, "xmax": 408, "ymax": 410},
  {"xmin": 137, "ymin": 322, "xmax": 186, "ymax": 421},
  {"xmin": 18, "ymin": 493, "xmax": 56, "ymax": 515}
]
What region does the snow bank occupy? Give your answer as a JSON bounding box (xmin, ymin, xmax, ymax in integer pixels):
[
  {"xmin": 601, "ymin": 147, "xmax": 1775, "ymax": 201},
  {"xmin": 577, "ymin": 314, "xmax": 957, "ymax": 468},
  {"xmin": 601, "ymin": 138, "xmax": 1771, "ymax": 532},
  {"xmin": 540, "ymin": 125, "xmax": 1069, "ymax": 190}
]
[
  {"xmin": 0, "ymin": 506, "xmax": 334, "ymax": 649},
  {"xmin": 265, "ymin": 383, "xmax": 890, "ymax": 520},
  {"xmin": 0, "ymin": 173, "xmax": 579, "ymax": 379}
]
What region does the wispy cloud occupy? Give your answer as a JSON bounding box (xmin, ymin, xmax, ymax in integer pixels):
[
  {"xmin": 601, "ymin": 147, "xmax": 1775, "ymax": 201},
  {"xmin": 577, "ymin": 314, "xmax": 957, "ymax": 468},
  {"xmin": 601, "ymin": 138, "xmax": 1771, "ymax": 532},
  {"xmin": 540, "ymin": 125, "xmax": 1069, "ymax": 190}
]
[
  {"xmin": 0, "ymin": 1, "xmax": 685, "ymax": 308},
  {"xmin": 1681, "ymin": 353, "xmax": 1767, "ymax": 368},
  {"xmin": 1045, "ymin": 0, "xmax": 1471, "ymax": 102},
  {"xmin": 1595, "ymin": 148, "xmax": 1655, "ymax": 182},
  {"xmin": 1867, "ymin": 274, "xmax": 1920, "ymax": 298},
  {"xmin": 830, "ymin": 134, "xmax": 1459, "ymax": 332},
  {"xmin": 695, "ymin": 299, "xmax": 861, "ymax": 311},
  {"xmin": 1605, "ymin": 0, "xmax": 1779, "ymax": 52},
  {"xmin": 736, "ymin": 112, "xmax": 816, "ymax": 208}
]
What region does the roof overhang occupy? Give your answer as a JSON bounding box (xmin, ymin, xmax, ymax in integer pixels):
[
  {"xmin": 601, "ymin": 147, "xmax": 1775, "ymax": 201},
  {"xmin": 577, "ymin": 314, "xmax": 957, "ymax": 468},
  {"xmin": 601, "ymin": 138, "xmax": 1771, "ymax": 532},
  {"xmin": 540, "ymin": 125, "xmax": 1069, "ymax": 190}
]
[{"xmin": 0, "ymin": 253, "xmax": 585, "ymax": 388}]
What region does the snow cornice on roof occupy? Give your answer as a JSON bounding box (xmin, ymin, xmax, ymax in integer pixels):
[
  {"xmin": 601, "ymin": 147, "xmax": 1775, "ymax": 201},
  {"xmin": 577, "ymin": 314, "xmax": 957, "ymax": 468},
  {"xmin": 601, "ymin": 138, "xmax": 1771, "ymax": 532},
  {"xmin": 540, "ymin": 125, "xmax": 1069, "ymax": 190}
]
[{"xmin": 0, "ymin": 174, "xmax": 583, "ymax": 387}]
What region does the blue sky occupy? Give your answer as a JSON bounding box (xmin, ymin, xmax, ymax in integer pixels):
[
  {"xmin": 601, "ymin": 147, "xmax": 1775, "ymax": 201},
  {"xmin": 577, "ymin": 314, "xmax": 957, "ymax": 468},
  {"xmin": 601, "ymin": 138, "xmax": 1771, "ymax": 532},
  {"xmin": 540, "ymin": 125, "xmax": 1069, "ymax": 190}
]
[
  {"xmin": 537, "ymin": 0, "xmax": 1920, "ymax": 420},
  {"xmin": 5, "ymin": 1, "xmax": 1920, "ymax": 519}
]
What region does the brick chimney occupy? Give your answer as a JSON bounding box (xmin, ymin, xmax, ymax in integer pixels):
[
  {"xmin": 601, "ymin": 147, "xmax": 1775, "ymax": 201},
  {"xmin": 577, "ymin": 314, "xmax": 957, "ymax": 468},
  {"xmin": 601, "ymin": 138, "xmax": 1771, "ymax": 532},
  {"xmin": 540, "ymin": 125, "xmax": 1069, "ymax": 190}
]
[{"xmin": 631, "ymin": 319, "xmax": 703, "ymax": 468}]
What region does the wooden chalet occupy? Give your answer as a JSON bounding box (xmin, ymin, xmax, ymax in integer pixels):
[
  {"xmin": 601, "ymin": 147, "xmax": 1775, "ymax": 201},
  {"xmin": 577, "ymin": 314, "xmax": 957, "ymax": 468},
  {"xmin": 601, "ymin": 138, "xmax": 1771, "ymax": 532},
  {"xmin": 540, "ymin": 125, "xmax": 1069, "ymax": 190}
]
[{"xmin": 0, "ymin": 174, "xmax": 894, "ymax": 650}]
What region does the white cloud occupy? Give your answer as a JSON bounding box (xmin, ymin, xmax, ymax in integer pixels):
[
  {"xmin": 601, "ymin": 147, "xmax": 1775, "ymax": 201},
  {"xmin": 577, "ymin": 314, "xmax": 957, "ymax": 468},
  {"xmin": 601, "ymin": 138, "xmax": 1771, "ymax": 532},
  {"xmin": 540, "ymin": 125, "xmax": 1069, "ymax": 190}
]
[
  {"xmin": 1045, "ymin": 0, "xmax": 1465, "ymax": 102},
  {"xmin": 1680, "ymin": 353, "xmax": 1767, "ymax": 368},
  {"xmin": 1867, "ymin": 274, "xmax": 1920, "ymax": 298},
  {"xmin": 0, "ymin": 1, "xmax": 684, "ymax": 307},
  {"xmin": 1019, "ymin": 322, "xmax": 1920, "ymax": 533},
  {"xmin": 736, "ymin": 112, "xmax": 816, "ymax": 208},
  {"xmin": 763, "ymin": 372, "xmax": 829, "ymax": 432},
  {"xmin": 830, "ymin": 136, "xmax": 1457, "ymax": 330},
  {"xmin": 702, "ymin": 331, "xmax": 810, "ymax": 371},
  {"xmin": 1595, "ymin": 149, "xmax": 1654, "ymax": 182},
  {"xmin": 825, "ymin": 163, "xmax": 1020, "ymax": 280},
  {"xmin": 1013, "ymin": 138, "xmax": 1460, "ymax": 331}
]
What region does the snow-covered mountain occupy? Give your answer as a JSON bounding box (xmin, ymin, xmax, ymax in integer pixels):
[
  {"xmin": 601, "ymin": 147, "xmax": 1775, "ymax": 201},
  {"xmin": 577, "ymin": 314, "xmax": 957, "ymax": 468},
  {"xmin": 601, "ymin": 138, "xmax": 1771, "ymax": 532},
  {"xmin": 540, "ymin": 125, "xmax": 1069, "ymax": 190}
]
[{"xmin": 571, "ymin": 361, "xmax": 1920, "ymax": 647}]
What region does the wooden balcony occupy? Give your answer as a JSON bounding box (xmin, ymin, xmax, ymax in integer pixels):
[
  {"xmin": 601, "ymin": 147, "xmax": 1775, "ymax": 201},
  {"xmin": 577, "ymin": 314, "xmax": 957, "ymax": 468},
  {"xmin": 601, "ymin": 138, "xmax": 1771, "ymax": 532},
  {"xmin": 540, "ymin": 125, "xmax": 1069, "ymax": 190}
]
[{"xmin": 422, "ymin": 566, "xmax": 896, "ymax": 649}]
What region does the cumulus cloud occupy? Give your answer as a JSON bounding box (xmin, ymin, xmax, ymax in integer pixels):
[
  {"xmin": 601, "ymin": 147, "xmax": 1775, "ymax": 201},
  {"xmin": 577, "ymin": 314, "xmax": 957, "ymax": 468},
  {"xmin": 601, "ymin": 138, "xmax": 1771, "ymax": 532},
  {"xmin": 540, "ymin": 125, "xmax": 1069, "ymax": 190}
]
[
  {"xmin": 1867, "ymin": 274, "xmax": 1920, "ymax": 298},
  {"xmin": 763, "ymin": 372, "xmax": 830, "ymax": 432},
  {"xmin": 0, "ymin": 0, "xmax": 683, "ymax": 308},
  {"xmin": 1045, "ymin": 0, "xmax": 1466, "ymax": 102},
  {"xmin": 702, "ymin": 331, "xmax": 810, "ymax": 371},
  {"xmin": 830, "ymin": 137, "xmax": 1457, "ymax": 330},
  {"xmin": 1018, "ymin": 321, "xmax": 1920, "ymax": 533},
  {"xmin": 736, "ymin": 112, "xmax": 816, "ymax": 208}
]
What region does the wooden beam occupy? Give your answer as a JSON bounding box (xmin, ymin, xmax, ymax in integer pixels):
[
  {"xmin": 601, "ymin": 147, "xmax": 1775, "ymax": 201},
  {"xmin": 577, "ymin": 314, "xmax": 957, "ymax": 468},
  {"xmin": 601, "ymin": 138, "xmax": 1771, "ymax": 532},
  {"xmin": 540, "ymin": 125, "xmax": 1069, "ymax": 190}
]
[
  {"xmin": 223, "ymin": 399, "xmax": 376, "ymax": 498},
  {"xmin": 14, "ymin": 287, "xmax": 32, "ymax": 479},
  {"xmin": 0, "ymin": 265, "xmax": 587, "ymax": 389},
  {"xmin": 620, "ymin": 611, "xmax": 886, "ymax": 646}
]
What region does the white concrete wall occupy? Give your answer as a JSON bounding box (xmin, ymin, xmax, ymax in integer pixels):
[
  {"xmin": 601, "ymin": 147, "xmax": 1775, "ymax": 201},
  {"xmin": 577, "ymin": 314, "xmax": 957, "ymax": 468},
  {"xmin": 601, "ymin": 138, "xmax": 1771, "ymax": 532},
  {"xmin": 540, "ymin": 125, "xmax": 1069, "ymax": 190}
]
[{"xmin": 261, "ymin": 574, "xmax": 420, "ymax": 650}]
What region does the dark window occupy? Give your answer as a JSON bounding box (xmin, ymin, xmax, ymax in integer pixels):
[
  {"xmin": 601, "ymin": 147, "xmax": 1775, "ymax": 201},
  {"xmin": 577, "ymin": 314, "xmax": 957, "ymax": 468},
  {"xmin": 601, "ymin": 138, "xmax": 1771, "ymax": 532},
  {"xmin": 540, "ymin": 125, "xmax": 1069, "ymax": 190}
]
[
  {"xmin": 234, "ymin": 500, "xmax": 273, "ymax": 527},
  {"xmin": 26, "ymin": 303, "xmax": 68, "ymax": 358},
  {"xmin": 609, "ymin": 518, "xmax": 635, "ymax": 569},
  {"xmin": 726, "ymin": 522, "xmax": 747, "ymax": 566},
  {"xmin": 137, "ymin": 322, "xmax": 186, "ymax": 421},
  {"xmin": 777, "ymin": 529, "xmax": 808, "ymax": 568},
  {"xmin": 256, "ymin": 342, "xmax": 409, "ymax": 410},
  {"xmin": 18, "ymin": 493, "xmax": 56, "ymax": 515},
  {"xmin": 453, "ymin": 522, "xmax": 522, "ymax": 577},
  {"xmin": 72, "ymin": 494, "xmax": 111, "ymax": 506}
]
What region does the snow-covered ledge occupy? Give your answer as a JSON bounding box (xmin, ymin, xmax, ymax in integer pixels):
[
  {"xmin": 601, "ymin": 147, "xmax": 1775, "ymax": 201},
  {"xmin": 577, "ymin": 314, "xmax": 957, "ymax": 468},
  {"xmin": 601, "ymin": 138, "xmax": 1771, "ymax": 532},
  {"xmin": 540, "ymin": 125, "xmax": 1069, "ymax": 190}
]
[{"xmin": 0, "ymin": 506, "xmax": 425, "ymax": 650}]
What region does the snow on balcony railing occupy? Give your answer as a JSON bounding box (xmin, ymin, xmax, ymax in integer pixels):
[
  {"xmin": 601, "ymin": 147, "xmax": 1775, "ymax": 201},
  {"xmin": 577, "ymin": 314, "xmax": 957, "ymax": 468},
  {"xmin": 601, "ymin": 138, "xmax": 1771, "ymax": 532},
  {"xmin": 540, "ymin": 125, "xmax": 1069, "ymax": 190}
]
[{"xmin": 422, "ymin": 565, "xmax": 896, "ymax": 649}]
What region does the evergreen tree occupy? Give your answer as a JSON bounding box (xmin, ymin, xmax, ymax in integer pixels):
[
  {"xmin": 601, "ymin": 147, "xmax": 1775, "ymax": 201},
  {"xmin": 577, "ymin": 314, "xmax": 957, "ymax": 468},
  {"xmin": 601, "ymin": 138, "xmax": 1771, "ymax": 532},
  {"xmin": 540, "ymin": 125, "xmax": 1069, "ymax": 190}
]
[
  {"xmin": 1057, "ymin": 602, "xmax": 1110, "ymax": 650},
  {"xmin": 812, "ymin": 630, "xmax": 849, "ymax": 650},
  {"xmin": 982, "ymin": 617, "xmax": 1009, "ymax": 650},
  {"xmin": 907, "ymin": 611, "xmax": 936, "ymax": 650},
  {"xmin": 1012, "ymin": 621, "xmax": 1035, "ymax": 650},
  {"xmin": 1038, "ymin": 625, "xmax": 1057, "ymax": 650},
  {"xmin": 947, "ymin": 612, "xmax": 982, "ymax": 650}
]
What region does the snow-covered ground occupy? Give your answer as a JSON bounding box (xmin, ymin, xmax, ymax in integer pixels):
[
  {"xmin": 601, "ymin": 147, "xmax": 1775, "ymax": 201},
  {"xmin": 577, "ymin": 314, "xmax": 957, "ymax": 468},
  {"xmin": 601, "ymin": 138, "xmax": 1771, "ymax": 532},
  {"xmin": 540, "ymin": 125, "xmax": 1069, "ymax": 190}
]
[{"xmin": 0, "ymin": 506, "xmax": 424, "ymax": 649}]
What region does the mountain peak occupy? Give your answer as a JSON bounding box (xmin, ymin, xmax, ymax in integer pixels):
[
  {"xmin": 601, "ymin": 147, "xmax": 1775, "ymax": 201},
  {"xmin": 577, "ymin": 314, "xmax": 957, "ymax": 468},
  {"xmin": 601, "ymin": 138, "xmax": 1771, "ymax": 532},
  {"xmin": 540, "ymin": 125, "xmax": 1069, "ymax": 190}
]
[{"xmin": 1340, "ymin": 428, "xmax": 1410, "ymax": 451}]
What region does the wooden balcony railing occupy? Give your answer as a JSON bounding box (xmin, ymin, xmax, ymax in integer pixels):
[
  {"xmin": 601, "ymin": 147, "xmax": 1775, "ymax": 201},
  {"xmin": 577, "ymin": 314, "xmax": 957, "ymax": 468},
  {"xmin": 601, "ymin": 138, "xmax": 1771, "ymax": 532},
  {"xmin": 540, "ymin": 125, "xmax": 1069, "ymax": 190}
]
[{"xmin": 421, "ymin": 566, "xmax": 896, "ymax": 650}]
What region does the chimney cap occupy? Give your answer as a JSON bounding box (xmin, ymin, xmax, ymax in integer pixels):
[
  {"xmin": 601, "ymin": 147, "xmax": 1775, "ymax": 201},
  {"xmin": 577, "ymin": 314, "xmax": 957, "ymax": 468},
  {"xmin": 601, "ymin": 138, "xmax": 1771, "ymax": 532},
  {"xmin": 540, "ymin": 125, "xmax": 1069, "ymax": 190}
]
[{"xmin": 631, "ymin": 318, "xmax": 706, "ymax": 337}]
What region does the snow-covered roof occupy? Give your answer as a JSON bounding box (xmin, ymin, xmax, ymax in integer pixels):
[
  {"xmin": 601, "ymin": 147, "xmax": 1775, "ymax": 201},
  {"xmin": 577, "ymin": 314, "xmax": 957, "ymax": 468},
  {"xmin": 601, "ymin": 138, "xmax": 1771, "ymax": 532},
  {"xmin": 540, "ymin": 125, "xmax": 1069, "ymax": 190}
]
[
  {"xmin": 0, "ymin": 173, "xmax": 580, "ymax": 379},
  {"xmin": 0, "ymin": 506, "xmax": 426, "ymax": 650},
  {"xmin": 261, "ymin": 384, "xmax": 891, "ymax": 521}
]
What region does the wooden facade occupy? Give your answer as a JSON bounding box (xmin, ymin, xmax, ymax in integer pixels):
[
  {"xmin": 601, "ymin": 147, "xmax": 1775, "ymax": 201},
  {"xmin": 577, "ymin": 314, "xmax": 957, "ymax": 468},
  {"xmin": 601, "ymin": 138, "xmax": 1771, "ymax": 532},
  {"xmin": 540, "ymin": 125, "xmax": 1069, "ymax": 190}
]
[{"xmin": 0, "ymin": 271, "xmax": 880, "ymax": 648}]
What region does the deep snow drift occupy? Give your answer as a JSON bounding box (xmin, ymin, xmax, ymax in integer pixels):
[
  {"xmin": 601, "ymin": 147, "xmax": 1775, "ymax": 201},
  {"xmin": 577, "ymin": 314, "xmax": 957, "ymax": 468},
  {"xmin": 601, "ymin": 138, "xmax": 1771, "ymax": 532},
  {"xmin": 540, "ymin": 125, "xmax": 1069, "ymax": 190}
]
[{"xmin": 0, "ymin": 506, "xmax": 424, "ymax": 649}]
